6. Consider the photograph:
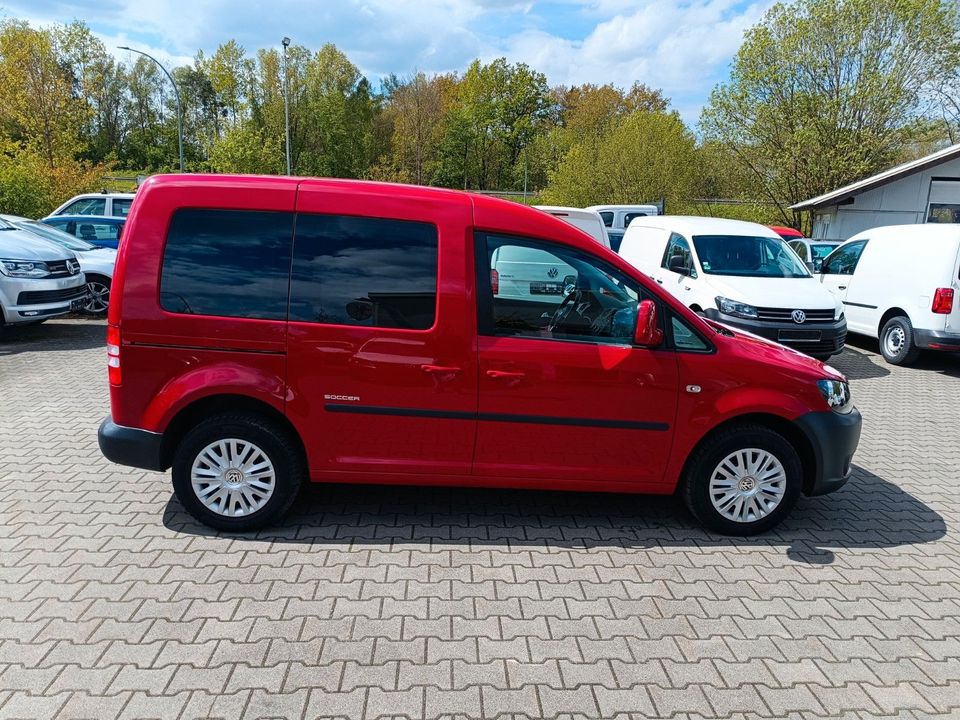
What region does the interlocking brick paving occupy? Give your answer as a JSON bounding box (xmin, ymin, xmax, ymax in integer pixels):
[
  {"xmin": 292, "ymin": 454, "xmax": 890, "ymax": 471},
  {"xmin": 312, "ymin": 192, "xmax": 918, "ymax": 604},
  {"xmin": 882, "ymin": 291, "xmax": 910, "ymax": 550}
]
[{"xmin": 1, "ymin": 319, "xmax": 958, "ymax": 719}]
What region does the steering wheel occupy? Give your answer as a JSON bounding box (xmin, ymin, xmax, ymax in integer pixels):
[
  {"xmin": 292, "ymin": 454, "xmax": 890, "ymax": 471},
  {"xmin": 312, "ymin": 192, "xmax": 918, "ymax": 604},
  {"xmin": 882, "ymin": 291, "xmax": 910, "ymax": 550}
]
[{"xmin": 547, "ymin": 289, "xmax": 582, "ymax": 333}]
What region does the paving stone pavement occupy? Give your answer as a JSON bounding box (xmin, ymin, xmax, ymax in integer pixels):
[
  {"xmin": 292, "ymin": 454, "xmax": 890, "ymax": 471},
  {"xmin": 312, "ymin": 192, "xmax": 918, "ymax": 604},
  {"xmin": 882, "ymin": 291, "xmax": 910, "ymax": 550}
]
[{"xmin": 1, "ymin": 319, "xmax": 958, "ymax": 720}]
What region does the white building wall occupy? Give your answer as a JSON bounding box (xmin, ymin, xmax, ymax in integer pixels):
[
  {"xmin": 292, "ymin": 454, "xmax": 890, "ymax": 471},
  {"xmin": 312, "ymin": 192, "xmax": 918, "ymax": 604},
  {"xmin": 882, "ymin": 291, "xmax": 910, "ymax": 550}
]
[{"xmin": 811, "ymin": 156, "xmax": 960, "ymax": 240}]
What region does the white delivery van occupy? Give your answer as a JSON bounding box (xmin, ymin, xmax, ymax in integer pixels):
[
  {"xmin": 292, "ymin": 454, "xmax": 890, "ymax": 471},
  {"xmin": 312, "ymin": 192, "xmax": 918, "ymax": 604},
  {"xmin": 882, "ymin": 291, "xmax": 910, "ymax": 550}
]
[
  {"xmin": 619, "ymin": 216, "xmax": 846, "ymax": 358},
  {"xmin": 586, "ymin": 204, "xmax": 660, "ymax": 251},
  {"xmin": 534, "ymin": 206, "xmax": 611, "ymax": 249},
  {"xmin": 819, "ymin": 224, "xmax": 960, "ymax": 365},
  {"xmin": 491, "ymin": 207, "xmax": 609, "ymax": 308}
]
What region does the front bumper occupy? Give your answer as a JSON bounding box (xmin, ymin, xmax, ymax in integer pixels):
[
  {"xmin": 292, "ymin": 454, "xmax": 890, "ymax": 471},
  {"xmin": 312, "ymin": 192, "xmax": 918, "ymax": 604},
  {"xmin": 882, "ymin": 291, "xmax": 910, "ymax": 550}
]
[
  {"xmin": 0, "ymin": 274, "xmax": 88, "ymax": 324},
  {"xmin": 704, "ymin": 309, "xmax": 846, "ymax": 356},
  {"xmin": 914, "ymin": 328, "xmax": 960, "ymax": 351},
  {"xmin": 98, "ymin": 416, "xmax": 165, "ymax": 472},
  {"xmin": 794, "ymin": 408, "xmax": 862, "ymax": 496}
]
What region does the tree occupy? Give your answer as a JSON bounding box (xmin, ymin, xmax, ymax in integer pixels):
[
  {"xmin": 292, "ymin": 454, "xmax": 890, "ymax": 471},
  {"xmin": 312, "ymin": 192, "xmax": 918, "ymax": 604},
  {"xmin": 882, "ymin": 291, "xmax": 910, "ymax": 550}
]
[
  {"xmin": 701, "ymin": 0, "xmax": 960, "ymax": 225},
  {"xmin": 542, "ymin": 110, "xmax": 698, "ymax": 208}
]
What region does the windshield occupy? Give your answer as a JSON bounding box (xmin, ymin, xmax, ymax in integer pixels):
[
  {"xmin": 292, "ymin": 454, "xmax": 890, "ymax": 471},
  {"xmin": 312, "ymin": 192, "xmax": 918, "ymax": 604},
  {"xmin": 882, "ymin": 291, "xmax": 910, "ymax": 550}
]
[
  {"xmin": 18, "ymin": 221, "xmax": 98, "ymax": 251},
  {"xmin": 692, "ymin": 234, "xmax": 811, "ymax": 278}
]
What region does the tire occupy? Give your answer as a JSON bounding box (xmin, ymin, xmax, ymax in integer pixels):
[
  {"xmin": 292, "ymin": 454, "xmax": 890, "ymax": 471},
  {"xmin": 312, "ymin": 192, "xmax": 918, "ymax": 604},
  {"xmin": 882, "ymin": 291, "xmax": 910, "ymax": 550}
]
[
  {"xmin": 83, "ymin": 276, "xmax": 111, "ymax": 315},
  {"xmin": 171, "ymin": 413, "xmax": 304, "ymax": 532},
  {"xmin": 810, "ymin": 353, "xmax": 833, "ymax": 361},
  {"xmin": 682, "ymin": 423, "xmax": 802, "ymax": 535},
  {"xmin": 879, "ymin": 315, "xmax": 920, "ymax": 366}
]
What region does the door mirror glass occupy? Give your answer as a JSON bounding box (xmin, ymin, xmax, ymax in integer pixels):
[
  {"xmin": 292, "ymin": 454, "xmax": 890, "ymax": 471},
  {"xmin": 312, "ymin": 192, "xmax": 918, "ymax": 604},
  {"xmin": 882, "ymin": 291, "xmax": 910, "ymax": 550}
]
[{"xmin": 634, "ymin": 299, "xmax": 664, "ymax": 347}]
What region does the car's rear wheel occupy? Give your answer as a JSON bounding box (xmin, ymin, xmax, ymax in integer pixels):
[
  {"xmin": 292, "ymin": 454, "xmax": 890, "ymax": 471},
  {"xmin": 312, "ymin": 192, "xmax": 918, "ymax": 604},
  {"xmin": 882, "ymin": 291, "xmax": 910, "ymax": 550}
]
[
  {"xmin": 171, "ymin": 413, "xmax": 304, "ymax": 532},
  {"xmin": 880, "ymin": 315, "xmax": 920, "ymax": 366},
  {"xmin": 682, "ymin": 423, "xmax": 802, "ymax": 535}
]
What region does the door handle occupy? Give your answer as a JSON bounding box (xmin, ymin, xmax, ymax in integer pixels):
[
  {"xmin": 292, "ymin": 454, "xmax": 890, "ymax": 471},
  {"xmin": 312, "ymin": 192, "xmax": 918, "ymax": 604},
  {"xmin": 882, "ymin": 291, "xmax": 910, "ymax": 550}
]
[
  {"xmin": 421, "ymin": 364, "xmax": 461, "ymax": 374},
  {"xmin": 486, "ymin": 370, "xmax": 525, "ymax": 380},
  {"xmin": 655, "ymin": 278, "xmax": 663, "ymax": 284},
  {"xmin": 838, "ymin": 285, "xmax": 847, "ymax": 290}
]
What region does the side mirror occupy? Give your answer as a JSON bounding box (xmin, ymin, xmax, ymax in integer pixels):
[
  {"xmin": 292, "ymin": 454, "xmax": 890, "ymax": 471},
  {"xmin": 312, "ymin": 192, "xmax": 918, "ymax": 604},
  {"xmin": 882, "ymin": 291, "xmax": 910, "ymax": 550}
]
[
  {"xmin": 668, "ymin": 255, "xmax": 688, "ymax": 275},
  {"xmin": 805, "ymin": 260, "xmax": 815, "ymax": 273},
  {"xmin": 634, "ymin": 299, "xmax": 664, "ymax": 347}
]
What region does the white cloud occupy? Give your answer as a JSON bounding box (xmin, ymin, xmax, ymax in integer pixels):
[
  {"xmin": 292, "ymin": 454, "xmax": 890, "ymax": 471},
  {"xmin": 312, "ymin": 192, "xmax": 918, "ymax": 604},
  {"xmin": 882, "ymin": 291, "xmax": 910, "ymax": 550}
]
[{"xmin": 0, "ymin": 0, "xmax": 774, "ymax": 122}]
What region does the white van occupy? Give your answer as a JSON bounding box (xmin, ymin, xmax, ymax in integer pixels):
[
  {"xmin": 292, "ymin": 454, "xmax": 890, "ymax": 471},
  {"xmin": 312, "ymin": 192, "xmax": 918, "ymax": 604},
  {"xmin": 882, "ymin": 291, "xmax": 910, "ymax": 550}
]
[
  {"xmin": 490, "ymin": 207, "xmax": 609, "ymax": 306},
  {"xmin": 534, "ymin": 206, "xmax": 611, "ymax": 249},
  {"xmin": 619, "ymin": 216, "xmax": 846, "ymax": 358},
  {"xmin": 586, "ymin": 204, "xmax": 660, "ymax": 251},
  {"xmin": 819, "ymin": 224, "xmax": 960, "ymax": 365}
]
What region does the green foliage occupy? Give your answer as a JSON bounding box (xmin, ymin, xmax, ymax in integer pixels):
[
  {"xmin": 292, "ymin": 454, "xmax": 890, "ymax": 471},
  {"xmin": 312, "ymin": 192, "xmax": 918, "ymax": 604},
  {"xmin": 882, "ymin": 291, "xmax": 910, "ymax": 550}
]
[
  {"xmin": 542, "ymin": 111, "xmax": 697, "ymax": 208},
  {"xmin": 701, "ymin": 0, "xmax": 960, "ymax": 223}
]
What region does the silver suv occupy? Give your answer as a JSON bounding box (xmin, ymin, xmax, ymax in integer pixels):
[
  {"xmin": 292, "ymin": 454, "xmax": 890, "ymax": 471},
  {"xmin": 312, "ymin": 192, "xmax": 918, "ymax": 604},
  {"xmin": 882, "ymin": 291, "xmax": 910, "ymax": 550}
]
[{"xmin": 0, "ymin": 217, "xmax": 87, "ymax": 326}]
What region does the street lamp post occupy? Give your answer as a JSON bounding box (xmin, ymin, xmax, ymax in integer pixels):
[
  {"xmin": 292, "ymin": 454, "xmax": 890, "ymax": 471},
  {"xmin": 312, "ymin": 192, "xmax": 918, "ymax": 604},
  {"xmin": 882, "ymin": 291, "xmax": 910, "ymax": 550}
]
[
  {"xmin": 282, "ymin": 37, "xmax": 292, "ymax": 176},
  {"xmin": 119, "ymin": 46, "xmax": 185, "ymax": 172}
]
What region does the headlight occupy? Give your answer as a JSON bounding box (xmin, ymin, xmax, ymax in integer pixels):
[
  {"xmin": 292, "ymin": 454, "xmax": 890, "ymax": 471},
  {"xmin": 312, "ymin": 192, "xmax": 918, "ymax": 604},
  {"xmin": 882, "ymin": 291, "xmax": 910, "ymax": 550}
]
[
  {"xmin": 0, "ymin": 259, "xmax": 51, "ymax": 278},
  {"xmin": 817, "ymin": 378, "xmax": 852, "ymax": 413},
  {"xmin": 715, "ymin": 296, "xmax": 758, "ymax": 319}
]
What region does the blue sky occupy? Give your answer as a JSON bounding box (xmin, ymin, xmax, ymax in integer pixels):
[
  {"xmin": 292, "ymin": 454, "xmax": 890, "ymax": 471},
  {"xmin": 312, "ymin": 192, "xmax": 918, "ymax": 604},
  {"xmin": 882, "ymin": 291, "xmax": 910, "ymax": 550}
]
[{"xmin": 1, "ymin": 0, "xmax": 774, "ymax": 123}]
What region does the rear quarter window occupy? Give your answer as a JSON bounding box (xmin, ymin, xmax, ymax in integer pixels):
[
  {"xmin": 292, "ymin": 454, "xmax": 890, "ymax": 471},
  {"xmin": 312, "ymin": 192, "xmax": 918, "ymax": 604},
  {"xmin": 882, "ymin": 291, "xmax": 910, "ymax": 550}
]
[{"xmin": 159, "ymin": 209, "xmax": 294, "ymax": 319}]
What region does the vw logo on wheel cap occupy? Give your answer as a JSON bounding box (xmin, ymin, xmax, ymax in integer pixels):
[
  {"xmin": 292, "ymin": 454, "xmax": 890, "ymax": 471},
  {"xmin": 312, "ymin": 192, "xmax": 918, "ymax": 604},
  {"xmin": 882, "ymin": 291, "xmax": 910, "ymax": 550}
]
[{"xmin": 791, "ymin": 309, "xmax": 806, "ymax": 324}]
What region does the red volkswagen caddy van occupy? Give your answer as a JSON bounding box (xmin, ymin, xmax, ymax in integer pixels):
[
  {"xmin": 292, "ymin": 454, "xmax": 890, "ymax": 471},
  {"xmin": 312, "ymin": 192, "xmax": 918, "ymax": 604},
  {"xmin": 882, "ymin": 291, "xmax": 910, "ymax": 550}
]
[{"xmin": 99, "ymin": 175, "xmax": 861, "ymax": 535}]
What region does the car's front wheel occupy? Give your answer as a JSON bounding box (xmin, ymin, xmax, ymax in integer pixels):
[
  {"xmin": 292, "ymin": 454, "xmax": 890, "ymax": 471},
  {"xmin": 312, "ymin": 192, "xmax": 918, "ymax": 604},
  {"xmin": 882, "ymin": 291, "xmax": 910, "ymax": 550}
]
[
  {"xmin": 682, "ymin": 424, "xmax": 802, "ymax": 535},
  {"xmin": 171, "ymin": 413, "xmax": 304, "ymax": 532},
  {"xmin": 84, "ymin": 275, "xmax": 111, "ymax": 315}
]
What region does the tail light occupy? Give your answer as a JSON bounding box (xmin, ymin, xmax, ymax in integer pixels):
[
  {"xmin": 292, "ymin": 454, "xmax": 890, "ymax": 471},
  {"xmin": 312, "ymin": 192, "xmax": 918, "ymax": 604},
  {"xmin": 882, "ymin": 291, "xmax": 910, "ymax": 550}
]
[
  {"xmin": 932, "ymin": 288, "xmax": 954, "ymax": 314},
  {"xmin": 107, "ymin": 324, "xmax": 121, "ymax": 385},
  {"xmin": 490, "ymin": 268, "xmax": 500, "ymax": 295}
]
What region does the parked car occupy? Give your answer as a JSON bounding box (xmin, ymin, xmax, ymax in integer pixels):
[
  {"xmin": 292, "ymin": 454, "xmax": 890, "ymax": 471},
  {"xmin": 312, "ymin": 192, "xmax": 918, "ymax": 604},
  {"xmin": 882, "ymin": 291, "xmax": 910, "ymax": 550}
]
[
  {"xmin": 618, "ymin": 216, "xmax": 846, "ymax": 359},
  {"xmin": 819, "ymin": 224, "xmax": 960, "ymax": 365},
  {"xmin": 770, "ymin": 225, "xmax": 804, "ymax": 241},
  {"xmin": 788, "ymin": 238, "xmax": 841, "ymax": 272},
  {"xmin": 0, "ymin": 216, "xmax": 86, "ymax": 327},
  {"xmin": 587, "ymin": 204, "xmax": 661, "ymax": 252},
  {"xmin": 534, "ymin": 206, "xmax": 611, "ymax": 248},
  {"xmin": 50, "ymin": 191, "xmax": 135, "ymax": 218},
  {"xmin": 98, "ymin": 174, "xmax": 861, "ymax": 536},
  {"xmin": 2, "ymin": 214, "xmax": 116, "ymax": 315},
  {"xmin": 40, "ymin": 215, "xmax": 125, "ymax": 250}
]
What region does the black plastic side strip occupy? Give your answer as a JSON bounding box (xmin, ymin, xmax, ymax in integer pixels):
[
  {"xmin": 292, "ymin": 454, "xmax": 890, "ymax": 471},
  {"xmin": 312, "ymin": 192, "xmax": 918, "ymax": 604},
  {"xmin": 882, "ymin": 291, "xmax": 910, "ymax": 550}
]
[{"xmin": 324, "ymin": 403, "xmax": 669, "ymax": 431}]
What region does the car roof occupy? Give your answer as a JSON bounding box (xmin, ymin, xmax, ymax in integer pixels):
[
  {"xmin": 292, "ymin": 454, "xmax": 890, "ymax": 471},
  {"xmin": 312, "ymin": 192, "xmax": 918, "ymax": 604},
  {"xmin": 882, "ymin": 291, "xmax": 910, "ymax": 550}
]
[
  {"xmin": 586, "ymin": 204, "xmax": 659, "ymax": 213},
  {"xmin": 627, "ymin": 215, "xmax": 781, "ymax": 238},
  {"xmin": 43, "ymin": 214, "xmax": 125, "ymax": 222},
  {"xmin": 132, "ymin": 174, "xmax": 617, "ymax": 257},
  {"xmin": 534, "ymin": 206, "xmax": 604, "ymax": 223},
  {"xmin": 849, "ymin": 223, "xmax": 960, "ymax": 241},
  {"xmin": 68, "ymin": 192, "xmax": 135, "ymax": 199}
]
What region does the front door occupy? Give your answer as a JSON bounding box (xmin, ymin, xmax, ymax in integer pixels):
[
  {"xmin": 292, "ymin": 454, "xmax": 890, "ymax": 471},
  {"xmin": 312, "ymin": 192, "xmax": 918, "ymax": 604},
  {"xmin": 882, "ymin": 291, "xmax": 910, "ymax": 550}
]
[
  {"xmin": 658, "ymin": 232, "xmax": 698, "ymax": 308},
  {"xmin": 285, "ymin": 184, "xmax": 477, "ymax": 475},
  {"xmin": 474, "ymin": 233, "xmax": 680, "ymax": 484},
  {"xmin": 820, "ymin": 240, "xmax": 869, "ymax": 332}
]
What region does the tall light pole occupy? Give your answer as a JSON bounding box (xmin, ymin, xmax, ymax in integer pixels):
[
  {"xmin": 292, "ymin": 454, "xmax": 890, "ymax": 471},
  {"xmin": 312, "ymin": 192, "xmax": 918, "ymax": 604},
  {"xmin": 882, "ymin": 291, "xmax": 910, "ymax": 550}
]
[
  {"xmin": 282, "ymin": 37, "xmax": 292, "ymax": 176},
  {"xmin": 119, "ymin": 46, "xmax": 184, "ymax": 172}
]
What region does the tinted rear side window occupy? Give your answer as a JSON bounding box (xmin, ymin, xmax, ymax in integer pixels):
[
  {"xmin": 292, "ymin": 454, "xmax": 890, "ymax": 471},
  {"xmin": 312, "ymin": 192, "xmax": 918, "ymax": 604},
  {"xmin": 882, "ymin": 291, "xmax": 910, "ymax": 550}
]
[
  {"xmin": 290, "ymin": 214, "xmax": 438, "ymax": 329},
  {"xmin": 160, "ymin": 209, "xmax": 293, "ymax": 319}
]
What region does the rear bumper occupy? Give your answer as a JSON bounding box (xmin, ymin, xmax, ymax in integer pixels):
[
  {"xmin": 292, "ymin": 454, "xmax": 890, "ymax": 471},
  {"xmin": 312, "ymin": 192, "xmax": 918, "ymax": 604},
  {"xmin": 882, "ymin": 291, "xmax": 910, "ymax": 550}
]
[
  {"xmin": 98, "ymin": 416, "xmax": 164, "ymax": 472},
  {"xmin": 914, "ymin": 328, "xmax": 960, "ymax": 351},
  {"xmin": 705, "ymin": 309, "xmax": 846, "ymax": 356},
  {"xmin": 794, "ymin": 408, "xmax": 862, "ymax": 496}
]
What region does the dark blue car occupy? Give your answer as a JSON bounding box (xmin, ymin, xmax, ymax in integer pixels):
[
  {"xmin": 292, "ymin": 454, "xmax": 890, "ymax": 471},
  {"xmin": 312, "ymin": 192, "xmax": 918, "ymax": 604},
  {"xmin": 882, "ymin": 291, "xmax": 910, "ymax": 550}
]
[{"xmin": 41, "ymin": 215, "xmax": 125, "ymax": 250}]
